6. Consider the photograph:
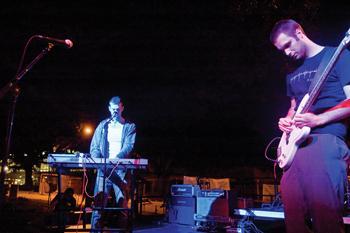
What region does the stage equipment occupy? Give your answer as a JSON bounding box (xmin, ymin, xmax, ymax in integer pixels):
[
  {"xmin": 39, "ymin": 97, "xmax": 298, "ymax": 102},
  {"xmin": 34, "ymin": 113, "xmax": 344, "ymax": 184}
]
[
  {"xmin": 47, "ymin": 153, "xmax": 148, "ymax": 169},
  {"xmin": 0, "ymin": 35, "xmax": 71, "ymax": 205},
  {"xmin": 168, "ymin": 185, "xmax": 199, "ymax": 225},
  {"xmin": 47, "ymin": 153, "xmax": 148, "ymax": 232},
  {"xmin": 195, "ymin": 189, "xmax": 237, "ymax": 223},
  {"xmin": 171, "ymin": 184, "xmax": 200, "ymax": 197},
  {"xmin": 36, "ymin": 35, "xmax": 73, "ymax": 48}
]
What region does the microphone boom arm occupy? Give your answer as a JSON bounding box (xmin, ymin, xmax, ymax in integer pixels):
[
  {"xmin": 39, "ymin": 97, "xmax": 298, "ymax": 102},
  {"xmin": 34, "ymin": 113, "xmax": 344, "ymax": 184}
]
[
  {"xmin": 0, "ymin": 43, "xmax": 55, "ymax": 99},
  {"xmin": 15, "ymin": 43, "xmax": 55, "ymax": 82}
]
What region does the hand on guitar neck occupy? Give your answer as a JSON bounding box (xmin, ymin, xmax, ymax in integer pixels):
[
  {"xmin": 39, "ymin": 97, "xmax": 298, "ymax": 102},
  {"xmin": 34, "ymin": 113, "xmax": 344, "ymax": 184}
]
[{"xmin": 278, "ymin": 112, "xmax": 324, "ymax": 133}]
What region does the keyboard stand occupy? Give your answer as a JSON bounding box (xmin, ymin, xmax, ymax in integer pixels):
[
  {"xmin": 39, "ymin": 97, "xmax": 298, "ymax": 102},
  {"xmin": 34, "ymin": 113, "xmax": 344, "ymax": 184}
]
[{"xmin": 50, "ymin": 164, "xmax": 139, "ymax": 232}]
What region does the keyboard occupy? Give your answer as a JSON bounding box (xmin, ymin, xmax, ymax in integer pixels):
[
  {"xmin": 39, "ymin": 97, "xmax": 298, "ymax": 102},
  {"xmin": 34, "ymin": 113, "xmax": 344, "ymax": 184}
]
[{"xmin": 47, "ymin": 153, "xmax": 148, "ymax": 169}]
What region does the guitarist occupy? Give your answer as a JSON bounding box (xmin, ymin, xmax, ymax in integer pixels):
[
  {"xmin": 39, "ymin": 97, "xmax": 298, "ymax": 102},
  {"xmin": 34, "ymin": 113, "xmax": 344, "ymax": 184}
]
[{"xmin": 270, "ymin": 19, "xmax": 350, "ymax": 233}]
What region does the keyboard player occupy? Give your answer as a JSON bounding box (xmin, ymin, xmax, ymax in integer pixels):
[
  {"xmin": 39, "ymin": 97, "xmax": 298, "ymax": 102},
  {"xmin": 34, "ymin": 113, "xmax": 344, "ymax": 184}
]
[{"xmin": 90, "ymin": 96, "xmax": 136, "ymax": 231}]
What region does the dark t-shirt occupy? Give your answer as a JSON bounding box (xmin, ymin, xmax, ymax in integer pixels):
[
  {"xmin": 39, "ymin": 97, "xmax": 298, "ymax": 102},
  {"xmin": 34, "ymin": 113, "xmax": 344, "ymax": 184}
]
[{"xmin": 286, "ymin": 47, "xmax": 350, "ymax": 140}]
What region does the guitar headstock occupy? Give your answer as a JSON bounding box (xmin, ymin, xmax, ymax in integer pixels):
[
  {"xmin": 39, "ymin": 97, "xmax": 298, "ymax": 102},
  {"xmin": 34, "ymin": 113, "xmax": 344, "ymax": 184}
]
[{"xmin": 342, "ymin": 28, "xmax": 350, "ymax": 46}]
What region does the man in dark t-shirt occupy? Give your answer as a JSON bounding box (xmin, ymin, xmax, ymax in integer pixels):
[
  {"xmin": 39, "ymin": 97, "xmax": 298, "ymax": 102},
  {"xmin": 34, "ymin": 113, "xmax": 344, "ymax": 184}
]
[{"xmin": 270, "ymin": 19, "xmax": 350, "ymax": 233}]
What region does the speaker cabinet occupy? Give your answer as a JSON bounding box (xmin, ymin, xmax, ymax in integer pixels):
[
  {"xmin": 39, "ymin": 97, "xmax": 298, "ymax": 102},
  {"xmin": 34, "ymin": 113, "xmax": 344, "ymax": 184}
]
[
  {"xmin": 197, "ymin": 196, "xmax": 230, "ymax": 217},
  {"xmin": 195, "ymin": 190, "xmax": 236, "ymax": 223},
  {"xmin": 168, "ymin": 196, "xmax": 196, "ymax": 225}
]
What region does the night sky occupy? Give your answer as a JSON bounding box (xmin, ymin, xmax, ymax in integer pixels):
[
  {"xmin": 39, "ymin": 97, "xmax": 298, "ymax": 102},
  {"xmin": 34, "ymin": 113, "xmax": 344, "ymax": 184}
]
[{"xmin": 1, "ymin": 1, "xmax": 350, "ymax": 176}]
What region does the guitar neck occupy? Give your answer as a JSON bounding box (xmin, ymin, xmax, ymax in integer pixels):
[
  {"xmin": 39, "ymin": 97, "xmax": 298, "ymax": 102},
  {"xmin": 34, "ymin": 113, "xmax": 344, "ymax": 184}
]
[{"xmin": 302, "ymin": 32, "xmax": 350, "ymax": 114}]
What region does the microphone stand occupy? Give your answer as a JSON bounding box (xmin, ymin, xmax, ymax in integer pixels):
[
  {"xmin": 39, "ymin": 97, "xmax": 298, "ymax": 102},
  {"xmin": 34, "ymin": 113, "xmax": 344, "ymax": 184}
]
[
  {"xmin": 100, "ymin": 115, "xmax": 118, "ymax": 232},
  {"xmin": 0, "ymin": 42, "xmax": 55, "ymax": 205},
  {"xmin": 96, "ymin": 116, "xmax": 113, "ymax": 232}
]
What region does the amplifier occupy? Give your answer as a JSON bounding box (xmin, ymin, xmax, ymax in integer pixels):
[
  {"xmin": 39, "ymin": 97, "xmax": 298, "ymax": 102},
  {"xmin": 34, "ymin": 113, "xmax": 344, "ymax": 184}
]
[
  {"xmin": 171, "ymin": 184, "xmax": 200, "ymax": 197},
  {"xmin": 195, "ymin": 190, "xmax": 237, "ymax": 222},
  {"xmin": 169, "ymin": 196, "xmax": 196, "ymax": 225}
]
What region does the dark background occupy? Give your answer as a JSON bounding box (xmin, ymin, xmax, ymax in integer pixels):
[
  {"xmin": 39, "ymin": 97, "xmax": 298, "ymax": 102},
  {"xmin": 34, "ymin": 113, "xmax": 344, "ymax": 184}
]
[{"xmin": 1, "ymin": 1, "xmax": 350, "ymax": 177}]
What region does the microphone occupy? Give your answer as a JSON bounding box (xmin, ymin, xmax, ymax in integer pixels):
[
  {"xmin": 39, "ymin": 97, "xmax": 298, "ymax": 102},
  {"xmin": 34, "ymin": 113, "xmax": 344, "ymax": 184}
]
[
  {"xmin": 112, "ymin": 111, "xmax": 119, "ymax": 117},
  {"xmin": 36, "ymin": 35, "xmax": 73, "ymax": 48},
  {"xmin": 106, "ymin": 112, "xmax": 118, "ymax": 124}
]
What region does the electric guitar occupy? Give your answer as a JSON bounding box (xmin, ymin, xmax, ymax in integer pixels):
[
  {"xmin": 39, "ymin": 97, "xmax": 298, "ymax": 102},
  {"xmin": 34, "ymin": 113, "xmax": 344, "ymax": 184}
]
[{"xmin": 277, "ymin": 28, "xmax": 350, "ymax": 169}]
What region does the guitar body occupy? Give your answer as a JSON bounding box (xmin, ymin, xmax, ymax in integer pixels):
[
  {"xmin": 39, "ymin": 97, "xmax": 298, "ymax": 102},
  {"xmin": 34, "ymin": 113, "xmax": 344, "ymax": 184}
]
[
  {"xmin": 277, "ymin": 93, "xmax": 311, "ymax": 169},
  {"xmin": 277, "ymin": 126, "xmax": 310, "ymax": 169}
]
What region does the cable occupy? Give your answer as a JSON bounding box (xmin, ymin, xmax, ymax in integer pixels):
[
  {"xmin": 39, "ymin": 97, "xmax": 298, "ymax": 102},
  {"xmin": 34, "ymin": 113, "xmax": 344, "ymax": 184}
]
[
  {"xmin": 83, "ymin": 160, "xmax": 95, "ymax": 199},
  {"xmin": 264, "ymin": 137, "xmax": 280, "ymax": 162},
  {"xmin": 14, "ymin": 35, "xmax": 38, "ymax": 78},
  {"xmin": 238, "ymin": 211, "xmax": 265, "ymax": 233},
  {"xmin": 238, "ymin": 219, "xmax": 264, "ymax": 233},
  {"xmin": 74, "ymin": 167, "xmax": 88, "ymax": 233},
  {"xmin": 106, "ymin": 160, "xmax": 121, "ymax": 180}
]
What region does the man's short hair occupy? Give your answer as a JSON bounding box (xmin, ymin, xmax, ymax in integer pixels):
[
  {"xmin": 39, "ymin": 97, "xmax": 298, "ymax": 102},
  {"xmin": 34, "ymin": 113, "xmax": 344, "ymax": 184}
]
[
  {"xmin": 109, "ymin": 96, "xmax": 122, "ymax": 105},
  {"xmin": 270, "ymin": 19, "xmax": 304, "ymax": 44}
]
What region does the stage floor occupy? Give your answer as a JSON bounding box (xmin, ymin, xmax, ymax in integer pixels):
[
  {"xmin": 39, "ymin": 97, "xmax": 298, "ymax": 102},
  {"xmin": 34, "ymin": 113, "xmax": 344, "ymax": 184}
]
[
  {"xmin": 134, "ymin": 223, "xmax": 198, "ymax": 233},
  {"xmin": 65, "ymin": 223, "xmax": 198, "ymax": 233},
  {"xmin": 65, "ymin": 219, "xmax": 285, "ymax": 233}
]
